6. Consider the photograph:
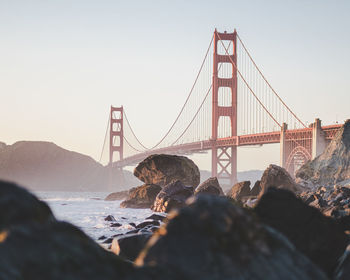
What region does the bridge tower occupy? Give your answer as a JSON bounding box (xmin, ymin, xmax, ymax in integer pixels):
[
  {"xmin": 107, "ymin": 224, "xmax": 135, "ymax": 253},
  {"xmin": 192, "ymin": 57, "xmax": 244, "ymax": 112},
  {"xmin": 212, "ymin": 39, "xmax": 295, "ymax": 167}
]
[
  {"xmin": 211, "ymin": 29, "xmax": 238, "ymax": 186},
  {"xmin": 109, "ymin": 106, "xmax": 124, "ymax": 165}
]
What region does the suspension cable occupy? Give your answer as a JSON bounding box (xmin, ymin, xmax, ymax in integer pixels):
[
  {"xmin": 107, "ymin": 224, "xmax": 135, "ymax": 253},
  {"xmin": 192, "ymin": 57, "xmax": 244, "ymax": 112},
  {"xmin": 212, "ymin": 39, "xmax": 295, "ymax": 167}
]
[
  {"xmin": 99, "ymin": 113, "xmax": 110, "ymax": 163},
  {"xmin": 123, "ymin": 108, "xmax": 149, "ymax": 150},
  {"xmin": 236, "ymin": 33, "xmax": 307, "ymax": 128}
]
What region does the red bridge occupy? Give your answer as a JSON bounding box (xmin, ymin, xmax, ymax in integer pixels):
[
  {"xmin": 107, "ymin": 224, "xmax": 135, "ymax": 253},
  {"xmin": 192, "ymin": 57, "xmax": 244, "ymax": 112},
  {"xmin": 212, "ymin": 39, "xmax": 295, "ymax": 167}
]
[{"xmin": 100, "ymin": 29, "xmax": 342, "ymax": 185}]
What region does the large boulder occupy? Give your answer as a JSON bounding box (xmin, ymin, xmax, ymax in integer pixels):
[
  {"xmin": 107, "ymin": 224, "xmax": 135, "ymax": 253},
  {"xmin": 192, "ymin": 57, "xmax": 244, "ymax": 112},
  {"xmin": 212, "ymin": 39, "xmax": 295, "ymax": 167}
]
[
  {"xmin": 226, "ymin": 181, "xmax": 251, "ymax": 201},
  {"xmin": 105, "ymin": 190, "xmax": 130, "ymax": 201},
  {"xmin": 259, "ymin": 164, "xmax": 302, "ymax": 196},
  {"xmin": 120, "ymin": 184, "xmax": 161, "ymax": 209},
  {"xmin": 136, "ymin": 195, "xmax": 327, "ymax": 280},
  {"xmin": 194, "ymin": 177, "xmax": 223, "ymax": 196},
  {"xmin": 255, "ymin": 188, "xmax": 349, "ymax": 277},
  {"xmin": 296, "ymin": 120, "xmax": 350, "ymax": 186},
  {"xmin": 151, "ymin": 180, "xmax": 193, "ymax": 213},
  {"xmin": 250, "ymin": 180, "xmax": 262, "ymax": 196},
  {"xmin": 0, "ymin": 180, "xmax": 54, "ymax": 230},
  {"xmin": 134, "ymin": 154, "xmax": 200, "ymax": 188}
]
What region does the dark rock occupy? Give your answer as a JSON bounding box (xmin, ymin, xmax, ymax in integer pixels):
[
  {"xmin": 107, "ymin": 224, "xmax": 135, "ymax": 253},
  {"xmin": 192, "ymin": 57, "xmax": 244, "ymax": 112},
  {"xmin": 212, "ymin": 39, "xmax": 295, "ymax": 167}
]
[
  {"xmin": 98, "ymin": 235, "xmax": 107, "ymax": 240},
  {"xmin": 104, "ymin": 215, "xmax": 116, "ymax": 222},
  {"xmin": 296, "ymin": 120, "xmax": 350, "ymax": 186},
  {"xmin": 145, "ymin": 214, "xmax": 166, "ymax": 222},
  {"xmin": 134, "ymin": 154, "xmax": 200, "ymax": 188},
  {"xmin": 136, "ymin": 220, "xmax": 160, "ymax": 229},
  {"xmin": 129, "ymin": 222, "xmax": 136, "ymax": 228},
  {"xmin": 250, "ymin": 180, "xmax": 261, "ymax": 196},
  {"xmin": 0, "ymin": 221, "xmax": 134, "ymax": 280},
  {"xmin": 226, "ymin": 181, "xmax": 251, "ymax": 201},
  {"xmin": 104, "ymin": 190, "xmax": 130, "ymax": 201},
  {"xmin": 260, "ymin": 164, "xmax": 303, "ymax": 196},
  {"xmin": 335, "ymin": 245, "xmax": 350, "ymax": 280},
  {"xmin": 120, "ymin": 184, "xmax": 161, "ymax": 209},
  {"xmin": 111, "ymin": 223, "xmax": 122, "ymax": 227},
  {"xmin": 255, "ymin": 188, "xmax": 349, "ymax": 277},
  {"xmin": 151, "ymin": 180, "xmax": 194, "ymax": 213},
  {"xmin": 126, "ymin": 229, "xmax": 140, "ymax": 235},
  {"xmin": 102, "ymin": 237, "xmax": 114, "ymax": 244},
  {"xmin": 112, "ymin": 233, "xmax": 152, "ymax": 262},
  {"xmin": 194, "ymin": 177, "xmax": 223, "ymax": 196},
  {"xmin": 0, "ymin": 180, "xmax": 54, "ymax": 230},
  {"xmin": 137, "ymin": 195, "xmax": 327, "ymax": 280}
]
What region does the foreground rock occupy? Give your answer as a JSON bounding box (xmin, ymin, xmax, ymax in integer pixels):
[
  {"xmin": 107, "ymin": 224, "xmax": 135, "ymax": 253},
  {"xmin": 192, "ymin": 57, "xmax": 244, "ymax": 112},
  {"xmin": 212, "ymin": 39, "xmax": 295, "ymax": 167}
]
[
  {"xmin": 0, "ymin": 181, "xmax": 54, "ymax": 230},
  {"xmin": 134, "ymin": 154, "xmax": 200, "ymax": 188},
  {"xmin": 255, "ymin": 188, "xmax": 349, "ymax": 277},
  {"xmin": 194, "ymin": 177, "xmax": 223, "ymax": 196},
  {"xmin": 259, "ymin": 164, "xmax": 303, "ymax": 196},
  {"xmin": 151, "ymin": 180, "xmax": 194, "ymax": 213},
  {"xmin": 296, "ymin": 120, "xmax": 350, "ymax": 187},
  {"xmin": 226, "ymin": 181, "xmax": 251, "ymax": 201},
  {"xmin": 137, "ymin": 195, "xmax": 327, "ymax": 280},
  {"xmin": 120, "ymin": 184, "xmax": 161, "ymax": 209}
]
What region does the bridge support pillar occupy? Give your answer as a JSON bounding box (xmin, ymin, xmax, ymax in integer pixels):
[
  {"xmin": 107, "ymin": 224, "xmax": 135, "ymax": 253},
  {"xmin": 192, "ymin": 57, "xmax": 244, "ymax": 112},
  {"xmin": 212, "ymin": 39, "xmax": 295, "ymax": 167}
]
[
  {"xmin": 311, "ymin": 118, "xmax": 326, "ymax": 159},
  {"xmin": 212, "ymin": 146, "xmax": 237, "ymax": 187},
  {"xmin": 280, "ymin": 123, "xmax": 288, "ymax": 168}
]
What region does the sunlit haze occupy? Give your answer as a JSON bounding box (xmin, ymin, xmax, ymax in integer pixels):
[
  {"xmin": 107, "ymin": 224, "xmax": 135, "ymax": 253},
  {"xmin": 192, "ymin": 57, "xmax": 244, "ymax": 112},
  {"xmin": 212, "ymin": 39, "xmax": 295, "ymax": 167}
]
[{"xmin": 1, "ymin": 0, "xmax": 349, "ymax": 171}]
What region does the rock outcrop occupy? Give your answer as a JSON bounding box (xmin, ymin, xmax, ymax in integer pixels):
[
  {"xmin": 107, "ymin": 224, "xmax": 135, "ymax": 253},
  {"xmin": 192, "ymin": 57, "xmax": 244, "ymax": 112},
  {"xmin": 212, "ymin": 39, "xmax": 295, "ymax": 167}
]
[
  {"xmin": 255, "ymin": 188, "xmax": 349, "ymax": 276},
  {"xmin": 134, "ymin": 154, "xmax": 200, "ymax": 188},
  {"xmin": 226, "ymin": 181, "xmax": 251, "ymax": 201},
  {"xmin": 105, "ymin": 190, "xmax": 130, "ymax": 201},
  {"xmin": 151, "ymin": 180, "xmax": 193, "ymax": 213},
  {"xmin": 296, "ymin": 120, "xmax": 350, "ymax": 186},
  {"xmin": 259, "ymin": 164, "xmax": 303, "ymax": 196},
  {"xmin": 120, "ymin": 184, "xmax": 161, "ymax": 209},
  {"xmin": 137, "ymin": 195, "xmax": 327, "ymax": 280},
  {"xmin": 250, "ymin": 180, "xmax": 262, "ymax": 196},
  {"xmin": 194, "ymin": 177, "xmax": 223, "ymax": 196}
]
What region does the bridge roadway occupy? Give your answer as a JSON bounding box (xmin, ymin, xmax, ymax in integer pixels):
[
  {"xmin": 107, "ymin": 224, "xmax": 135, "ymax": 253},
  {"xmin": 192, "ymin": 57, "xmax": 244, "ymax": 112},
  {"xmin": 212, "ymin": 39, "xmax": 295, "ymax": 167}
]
[{"xmin": 114, "ymin": 124, "xmax": 341, "ymax": 168}]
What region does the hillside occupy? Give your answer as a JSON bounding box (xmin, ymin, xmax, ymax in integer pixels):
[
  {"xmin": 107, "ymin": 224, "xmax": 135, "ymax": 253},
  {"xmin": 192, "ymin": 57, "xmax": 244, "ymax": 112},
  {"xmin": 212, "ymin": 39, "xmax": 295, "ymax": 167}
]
[{"xmin": 0, "ymin": 141, "xmax": 138, "ymax": 191}]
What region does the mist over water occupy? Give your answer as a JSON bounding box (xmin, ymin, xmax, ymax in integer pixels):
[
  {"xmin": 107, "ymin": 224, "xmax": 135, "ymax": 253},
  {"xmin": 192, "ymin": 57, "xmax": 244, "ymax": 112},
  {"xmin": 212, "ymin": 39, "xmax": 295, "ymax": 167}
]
[{"xmin": 36, "ymin": 191, "xmax": 153, "ymax": 240}]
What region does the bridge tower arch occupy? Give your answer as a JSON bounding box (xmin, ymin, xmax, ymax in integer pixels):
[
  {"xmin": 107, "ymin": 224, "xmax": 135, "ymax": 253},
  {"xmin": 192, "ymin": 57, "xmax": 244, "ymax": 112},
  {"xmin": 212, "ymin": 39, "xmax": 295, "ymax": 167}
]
[
  {"xmin": 109, "ymin": 106, "xmax": 124, "ymax": 165},
  {"xmin": 211, "ymin": 30, "xmax": 238, "ymax": 186}
]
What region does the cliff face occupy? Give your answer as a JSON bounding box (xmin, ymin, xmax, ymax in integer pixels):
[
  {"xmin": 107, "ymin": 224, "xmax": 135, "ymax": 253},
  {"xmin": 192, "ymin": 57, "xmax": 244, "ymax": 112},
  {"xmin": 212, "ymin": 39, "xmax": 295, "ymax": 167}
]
[
  {"xmin": 0, "ymin": 141, "xmax": 138, "ymax": 191},
  {"xmin": 296, "ymin": 120, "xmax": 350, "ymax": 186}
]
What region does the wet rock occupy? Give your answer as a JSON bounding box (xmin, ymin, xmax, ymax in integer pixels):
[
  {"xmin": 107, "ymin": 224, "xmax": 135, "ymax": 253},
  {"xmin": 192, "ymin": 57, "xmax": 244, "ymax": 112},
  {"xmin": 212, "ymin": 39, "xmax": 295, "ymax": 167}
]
[
  {"xmin": 102, "ymin": 237, "xmax": 114, "ymax": 244},
  {"xmin": 151, "ymin": 180, "xmax": 194, "ymax": 213},
  {"xmin": 129, "ymin": 222, "xmax": 136, "ymax": 228},
  {"xmin": 296, "ymin": 120, "xmax": 350, "ymax": 186},
  {"xmin": 0, "ymin": 221, "xmax": 134, "ymax": 280},
  {"xmin": 260, "ymin": 164, "xmax": 303, "ymax": 196},
  {"xmin": 120, "ymin": 184, "xmax": 161, "ymax": 209},
  {"xmin": 111, "ymin": 223, "xmax": 122, "ymax": 227},
  {"xmin": 136, "ymin": 220, "xmax": 160, "ymax": 229},
  {"xmin": 0, "ymin": 180, "xmax": 54, "ymax": 230},
  {"xmin": 250, "ymin": 180, "xmax": 261, "ymax": 196},
  {"xmin": 226, "ymin": 181, "xmax": 251, "ymax": 201},
  {"xmin": 145, "ymin": 214, "xmax": 166, "ymax": 222},
  {"xmin": 134, "ymin": 154, "xmax": 200, "ymax": 188},
  {"xmin": 194, "ymin": 177, "xmax": 224, "ymax": 196},
  {"xmin": 98, "ymin": 235, "xmax": 107, "ymax": 240},
  {"xmin": 255, "ymin": 188, "xmax": 348, "ymax": 276},
  {"xmin": 137, "ymin": 195, "xmax": 327, "ymax": 280},
  {"xmin": 104, "ymin": 215, "xmax": 116, "ymax": 222},
  {"xmin": 104, "ymin": 190, "xmax": 130, "ymax": 201}
]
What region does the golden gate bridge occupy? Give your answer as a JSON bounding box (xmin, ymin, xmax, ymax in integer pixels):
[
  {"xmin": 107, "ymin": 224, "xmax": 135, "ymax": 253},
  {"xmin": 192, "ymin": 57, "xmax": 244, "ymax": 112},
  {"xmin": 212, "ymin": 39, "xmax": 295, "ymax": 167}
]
[{"xmin": 99, "ymin": 29, "xmax": 342, "ymax": 185}]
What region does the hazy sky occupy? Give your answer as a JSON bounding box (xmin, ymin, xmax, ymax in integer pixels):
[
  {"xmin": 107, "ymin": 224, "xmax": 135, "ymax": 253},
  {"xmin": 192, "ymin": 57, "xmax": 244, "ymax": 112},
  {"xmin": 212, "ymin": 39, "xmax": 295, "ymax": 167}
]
[{"xmin": 1, "ymin": 0, "xmax": 349, "ymax": 171}]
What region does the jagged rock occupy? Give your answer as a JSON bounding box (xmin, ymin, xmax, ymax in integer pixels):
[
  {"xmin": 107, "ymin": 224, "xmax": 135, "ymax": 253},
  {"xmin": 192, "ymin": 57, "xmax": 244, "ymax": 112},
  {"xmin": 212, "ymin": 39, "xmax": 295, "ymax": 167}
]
[
  {"xmin": 151, "ymin": 180, "xmax": 193, "ymax": 213},
  {"xmin": 134, "ymin": 154, "xmax": 200, "ymax": 188},
  {"xmin": 296, "ymin": 120, "xmax": 350, "ymax": 186},
  {"xmin": 0, "ymin": 221, "xmax": 135, "ymax": 279},
  {"xmin": 0, "ymin": 180, "xmax": 54, "ymax": 230},
  {"xmin": 226, "ymin": 181, "xmax": 251, "ymax": 201},
  {"xmin": 260, "ymin": 164, "xmax": 303, "ymax": 196},
  {"xmin": 120, "ymin": 184, "xmax": 161, "ymax": 209},
  {"xmin": 136, "ymin": 195, "xmax": 327, "ymax": 280},
  {"xmin": 145, "ymin": 214, "xmax": 166, "ymax": 222},
  {"xmin": 255, "ymin": 188, "xmax": 349, "ymax": 277},
  {"xmin": 104, "ymin": 215, "xmax": 116, "ymax": 222},
  {"xmin": 112, "ymin": 233, "xmax": 152, "ymax": 262},
  {"xmin": 194, "ymin": 177, "xmax": 223, "ymax": 196},
  {"xmin": 105, "ymin": 190, "xmax": 130, "ymax": 201},
  {"xmin": 250, "ymin": 180, "xmax": 261, "ymax": 196}
]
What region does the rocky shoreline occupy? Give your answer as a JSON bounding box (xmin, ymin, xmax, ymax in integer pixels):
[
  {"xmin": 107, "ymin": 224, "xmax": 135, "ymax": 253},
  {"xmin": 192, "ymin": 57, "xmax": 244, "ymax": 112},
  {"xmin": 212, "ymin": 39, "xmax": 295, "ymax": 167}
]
[{"xmin": 1, "ymin": 120, "xmax": 350, "ymax": 279}]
